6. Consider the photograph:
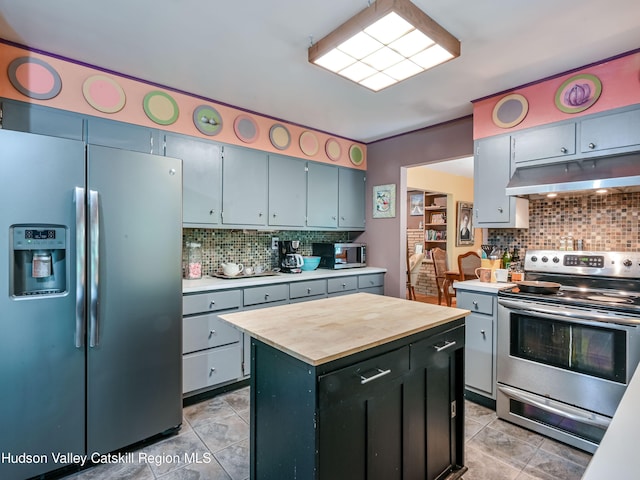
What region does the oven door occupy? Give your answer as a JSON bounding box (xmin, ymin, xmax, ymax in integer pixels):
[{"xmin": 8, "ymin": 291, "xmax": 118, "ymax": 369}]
[{"xmin": 496, "ymin": 299, "xmax": 640, "ymax": 452}]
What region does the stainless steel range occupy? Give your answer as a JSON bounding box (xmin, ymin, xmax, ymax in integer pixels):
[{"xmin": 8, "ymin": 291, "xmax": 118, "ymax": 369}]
[{"xmin": 497, "ymin": 250, "xmax": 640, "ymax": 453}]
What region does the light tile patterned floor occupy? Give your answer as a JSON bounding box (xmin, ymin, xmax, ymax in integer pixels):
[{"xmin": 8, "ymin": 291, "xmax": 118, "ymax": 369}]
[{"xmin": 60, "ymin": 387, "xmax": 591, "ymax": 480}]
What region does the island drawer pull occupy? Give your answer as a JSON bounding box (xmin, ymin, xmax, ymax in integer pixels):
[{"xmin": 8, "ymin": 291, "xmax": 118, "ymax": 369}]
[
  {"xmin": 360, "ymin": 368, "xmax": 391, "ymax": 384},
  {"xmin": 433, "ymin": 340, "xmax": 457, "ymax": 352}
]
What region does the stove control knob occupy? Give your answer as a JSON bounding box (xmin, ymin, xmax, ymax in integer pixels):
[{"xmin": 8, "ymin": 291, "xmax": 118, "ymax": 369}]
[
  {"xmin": 623, "ymin": 259, "xmax": 633, "ymax": 267},
  {"xmin": 541, "ymin": 256, "xmax": 548, "ymax": 263},
  {"xmin": 530, "ymin": 256, "xmax": 538, "ymax": 262},
  {"xmin": 553, "ymin": 256, "xmax": 560, "ymax": 263}
]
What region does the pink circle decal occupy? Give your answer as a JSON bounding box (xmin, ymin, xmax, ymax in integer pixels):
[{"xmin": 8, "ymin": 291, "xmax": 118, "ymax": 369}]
[
  {"xmin": 83, "ymin": 75, "xmax": 126, "ymax": 113},
  {"xmin": 299, "ymin": 131, "xmax": 319, "ymax": 156},
  {"xmin": 15, "ymin": 63, "xmax": 54, "ymax": 94}
]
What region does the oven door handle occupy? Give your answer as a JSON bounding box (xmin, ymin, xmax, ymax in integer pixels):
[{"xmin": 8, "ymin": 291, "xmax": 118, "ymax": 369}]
[
  {"xmin": 498, "ymin": 298, "xmax": 640, "ymax": 327},
  {"xmin": 498, "ymin": 385, "xmax": 611, "ymax": 429}
]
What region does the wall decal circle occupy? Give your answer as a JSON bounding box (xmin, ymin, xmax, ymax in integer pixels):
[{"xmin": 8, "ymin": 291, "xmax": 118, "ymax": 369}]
[
  {"xmin": 143, "ymin": 91, "xmax": 179, "ymax": 125},
  {"xmin": 193, "ymin": 105, "xmax": 223, "ymax": 136},
  {"xmin": 299, "ymin": 131, "xmax": 319, "ymax": 156},
  {"xmin": 233, "ymin": 114, "xmax": 259, "ymax": 143},
  {"xmin": 82, "ymin": 75, "xmax": 126, "ymax": 113},
  {"xmin": 325, "ymin": 138, "xmax": 342, "ymax": 161},
  {"xmin": 349, "ymin": 144, "xmax": 364, "ymax": 166},
  {"xmin": 269, "ymin": 124, "xmax": 291, "ymax": 150},
  {"xmin": 555, "ymin": 73, "xmax": 602, "ymax": 114},
  {"xmin": 7, "ymin": 56, "xmax": 62, "ymax": 100},
  {"xmin": 492, "ymin": 93, "xmax": 528, "ymax": 128}
]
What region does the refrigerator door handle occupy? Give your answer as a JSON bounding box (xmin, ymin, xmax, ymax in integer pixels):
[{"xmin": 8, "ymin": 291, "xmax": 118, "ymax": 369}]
[
  {"xmin": 89, "ymin": 189, "xmax": 100, "ymax": 347},
  {"xmin": 74, "ymin": 187, "xmax": 86, "ymax": 348}
]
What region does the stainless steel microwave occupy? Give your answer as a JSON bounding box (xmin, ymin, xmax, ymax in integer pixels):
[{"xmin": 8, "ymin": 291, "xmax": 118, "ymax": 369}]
[{"xmin": 312, "ymin": 243, "xmax": 366, "ymax": 269}]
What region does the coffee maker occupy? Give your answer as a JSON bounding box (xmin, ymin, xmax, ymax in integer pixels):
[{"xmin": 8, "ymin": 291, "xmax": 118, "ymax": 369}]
[{"xmin": 279, "ymin": 240, "xmax": 303, "ymax": 274}]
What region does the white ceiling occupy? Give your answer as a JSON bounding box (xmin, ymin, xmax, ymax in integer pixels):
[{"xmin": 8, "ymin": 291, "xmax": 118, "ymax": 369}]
[{"xmin": 1, "ymin": 0, "xmax": 639, "ymax": 143}]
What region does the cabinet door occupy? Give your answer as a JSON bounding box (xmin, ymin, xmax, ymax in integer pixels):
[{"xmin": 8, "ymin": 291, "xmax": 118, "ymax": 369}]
[
  {"xmin": 268, "ymin": 154, "xmax": 307, "ymax": 227},
  {"xmin": 221, "ymin": 145, "xmax": 268, "ymax": 226},
  {"xmin": 464, "ymin": 313, "xmax": 494, "ymax": 395},
  {"xmin": 1, "ymin": 99, "xmax": 84, "ymax": 140},
  {"xmin": 580, "ymin": 108, "xmax": 640, "ymax": 154},
  {"xmin": 474, "ymin": 136, "xmax": 512, "ymax": 224},
  {"xmin": 165, "ymin": 133, "xmax": 222, "ymax": 225},
  {"xmin": 512, "ymin": 122, "xmax": 576, "ymax": 164},
  {"xmin": 318, "ymin": 346, "xmax": 410, "ymax": 480},
  {"xmin": 338, "ymin": 168, "xmax": 366, "ymax": 229},
  {"xmin": 307, "ymin": 162, "xmax": 339, "ymax": 228},
  {"xmin": 86, "ymin": 116, "xmax": 160, "ymax": 154}
]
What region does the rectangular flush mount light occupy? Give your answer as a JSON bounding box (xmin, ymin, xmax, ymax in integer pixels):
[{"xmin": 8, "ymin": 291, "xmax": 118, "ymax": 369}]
[{"xmin": 308, "ymin": 0, "xmax": 460, "ymax": 91}]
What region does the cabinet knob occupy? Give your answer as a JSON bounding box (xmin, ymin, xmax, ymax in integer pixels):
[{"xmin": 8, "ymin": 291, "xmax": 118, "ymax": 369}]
[
  {"xmin": 209, "ymin": 301, "xmax": 216, "ymax": 308},
  {"xmin": 209, "ymin": 209, "xmax": 215, "ymax": 215},
  {"xmin": 258, "ymin": 212, "xmax": 263, "ymax": 217},
  {"xmin": 480, "ymin": 330, "xmax": 486, "ymax": 337},
  {"xmin": 497, "ymin": 207, "xmax": 503, "ymax": 213},
  {"xmin": 272, "ymin": 213, "xmax": 277, "ymax": 218},
  {"xmin": 332, "ymin": 216, "xmax": 337, "ymax": 220},
  {"xmin": 264, "ymin": 293, "xmax": 270, "ymax": 300},
  {"xmin": 209, "ymin": 367, "xmax": 216, "ymax": 375},
  {"xmin": 560, "ymin": 147, "xmax": 568, "ymax": 153},
  {"xmin": 342, "ymin": 283, "xmax": 346, "ymax": 288},
  {"xmin": 472, "ymin": 300, "xmax": 478, "ymax": 308},
  {"xmin": 307, "ymin": 288, "xmax": 312, "ymax": 294},
  {"xmin": 588, "ymin": 142, "xmax": 596, "ymax": 149},
  {"xmin": 209, "ymin": 330, "xmax": 216, "ymax": 337}
]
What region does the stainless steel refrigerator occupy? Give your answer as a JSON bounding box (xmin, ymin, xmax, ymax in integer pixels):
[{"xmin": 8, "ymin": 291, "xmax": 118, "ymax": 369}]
[{"xmin": 0, "ymin": 129, "xmax": 183, "ymax": 480}]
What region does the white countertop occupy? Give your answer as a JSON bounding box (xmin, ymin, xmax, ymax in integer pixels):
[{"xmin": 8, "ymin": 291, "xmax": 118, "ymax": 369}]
[
  {"xmin": 453, "ymin": 279, "xmax": 516, "ymax": 293},
  {"xmin": 582, "ymin": 365, "xmax": 640, "ymax": 479},
  {"xmin": 183, "ymin": 266, "xmax": 386, "ymax": 293}
]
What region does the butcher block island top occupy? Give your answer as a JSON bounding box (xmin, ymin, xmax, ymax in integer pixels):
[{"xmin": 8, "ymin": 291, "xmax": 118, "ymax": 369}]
[{"xmin": 219, "ymin": 292, "xmax": 469, "ymax": 366}]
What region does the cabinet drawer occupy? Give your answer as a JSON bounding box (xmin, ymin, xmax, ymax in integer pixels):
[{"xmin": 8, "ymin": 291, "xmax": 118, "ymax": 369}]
[
  {"xmin": 244, "ymin": 284, "xmax": 289, "ymax": 306},
  {"xmin": 290, "ymin": 279, "xmax": 327, "ymax": 299},
  {"xmin": 456, "ymin": 291, "xmax": 493, "ymax": 315},
  {"xmin": 319, "ymin": 346, "xmax": 409, "ymax": 405},
  {"xmin": 410, "ymin": 324, "xmax": 465, "ymax": 367},
  {"xmin": 183, "ymin": 290, "xmax": 242, "ymax": 316},
  {"xmin": 183, "ymin": 344, "xmax": 242, "ymax": 394},
  {"xmin": 183, "ymin": 313, "xmax": 241, "ymax": 354},
  {"xmin": 358, "ymin": 273, "xmax": 384, "ymax": 289},
  {"xmin": 327, "ymin": 276, "xmax": 357, "ymax": 294}
]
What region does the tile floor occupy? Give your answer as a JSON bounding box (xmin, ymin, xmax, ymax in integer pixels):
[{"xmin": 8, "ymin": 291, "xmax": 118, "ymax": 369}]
[{"xmin": 60, "ymin": 386, "xmax": 591, "ymax": 480}]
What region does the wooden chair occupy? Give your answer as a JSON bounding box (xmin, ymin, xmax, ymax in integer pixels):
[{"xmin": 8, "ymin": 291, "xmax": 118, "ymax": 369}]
[
  {"xmin": 431, "ymin": 248, "xmax": 450, "ymax": 305},
  {"xmin": 406, "ymin": 251, "xmax": 425, "ymax": 300},
  {"xmin": 457, "ymin": 251, "xmax": 481, "ymax": 281}
]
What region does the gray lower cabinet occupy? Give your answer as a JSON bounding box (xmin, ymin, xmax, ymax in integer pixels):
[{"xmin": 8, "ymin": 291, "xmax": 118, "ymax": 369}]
[
  {"xmin": 338, "ymin": 167, "xmax": 366, "ymax": 229},
  {"xmin": 290, "ymin": 279, "xmax": 327, "ymax": 303},
  {"xmin": 221, "ymin": 145, "xmax": 268, "ymax": 226},
  {"xmin": 327, "ymin": 276, "xmax": 358, "ymax": 296},
  {"xmin": 182, "ymin": 290, "xmax": 243, "ymax": 395},
  {"xmin": 164, "ymin": 133, "xmax": 222, "ymax": 226},
  {"xmin": 456, "ymin": 290, "xmax": 496, "ymax": 400},
  {"xmin": 474, "ymin": 135, "xmax": 529, "ymax": 228},
  {"xmin": 358, "ymin": 273, "xmax": 385, "ymax": 294}
]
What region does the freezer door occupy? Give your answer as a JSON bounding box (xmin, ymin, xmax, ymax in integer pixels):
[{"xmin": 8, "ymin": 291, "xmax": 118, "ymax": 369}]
[
  {"xmin": 0, "ymin": 130, "xmax": 85, "ymax": 480},
  {"xmin": 86, "ymin": 145, "xmax": 183, "ymax": 454}
]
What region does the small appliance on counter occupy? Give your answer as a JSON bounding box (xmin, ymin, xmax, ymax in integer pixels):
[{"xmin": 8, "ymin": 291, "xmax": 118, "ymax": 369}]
[
  {"xmin": 279, "ymin": 240, "xmax": 304, "ymax": 273},
  {"xmin": 313, "ymin": 242, "xmax": 366, "ymax": 269}
]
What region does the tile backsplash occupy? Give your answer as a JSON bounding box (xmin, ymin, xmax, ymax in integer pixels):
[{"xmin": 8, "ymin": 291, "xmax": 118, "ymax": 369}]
[
  {"xmin": 182, "ymin": 229, "xmax": 353, "ymax": 276},
  {"xmin": 488, "ymin": 192, "xmax": 640, "ymax": 252}
]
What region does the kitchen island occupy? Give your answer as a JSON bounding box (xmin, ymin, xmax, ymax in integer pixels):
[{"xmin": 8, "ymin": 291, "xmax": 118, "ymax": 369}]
[{"xmin": 220, "ymin": 293, "xmax": 469, "ymax": 480}]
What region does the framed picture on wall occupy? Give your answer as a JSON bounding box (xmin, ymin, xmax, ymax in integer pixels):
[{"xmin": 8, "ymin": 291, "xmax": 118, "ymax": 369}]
[
  {"xmin": 373, "ymin": 184, "xmax": 396, "ymax": 218},
  {"xmin": 456, "ymin": 202, "xmax": 474, "ymax": 246},
  {"xmin": 410, "ymin": 193, "xmax": 424, "ymax": 216}
]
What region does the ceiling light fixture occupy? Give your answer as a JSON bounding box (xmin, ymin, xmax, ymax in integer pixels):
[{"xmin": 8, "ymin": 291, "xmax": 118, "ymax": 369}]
[
  {"xmin": 308, "ymin": 0, "xmax": 460, "ymax": 92},
  {"xmin": 595, "ymin": 189, "xmax": 608, "ymax": 194}
]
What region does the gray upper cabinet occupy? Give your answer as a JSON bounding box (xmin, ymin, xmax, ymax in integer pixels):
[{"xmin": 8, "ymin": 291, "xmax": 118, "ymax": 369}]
[
  {"xmin": 512, "ymin": 122, "xmax": 576, "ymax": 165},
  {"xmin": 580, "ymin": 107, "xmax": 640, "ymax": 154},
  {"xmin": 307, "ymin": 162, "xmax": 339, "ymax": 228},
  {"xmin": 87, "ymin": 116, "xmax": 160, "ymax": 154},
  {"xmin": 474, "ymin": 135, "xmax": 528, "ymax": 228},
  {"xmin": 1, "ymin": 98, "xmax": 84, "ymax": 140},
  {"xmin": 222, "ymin": 145, "xmax": 268, "ymax": 226},
  {"xmin": 165, "ymin": 133, "xmax": 222, "ymax": 226},
  {"xmin": 338, "ymin": 167, "xmax": 366, "ymax": 230},
  {"xmin": 268, "ymin": 154, "xmax": 307, "ymax": 227}
]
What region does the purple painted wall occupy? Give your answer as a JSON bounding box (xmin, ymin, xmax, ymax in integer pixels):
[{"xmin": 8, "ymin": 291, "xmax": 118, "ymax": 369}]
[{"xmin": 358, "ymin": 116, "xmax": 474, "ymax": 298}]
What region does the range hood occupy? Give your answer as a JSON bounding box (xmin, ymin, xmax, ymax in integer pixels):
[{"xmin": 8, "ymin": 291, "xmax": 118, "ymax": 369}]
[{"xmin": 505, "ymin": 152, "xmax": 640, "ymax": 196}]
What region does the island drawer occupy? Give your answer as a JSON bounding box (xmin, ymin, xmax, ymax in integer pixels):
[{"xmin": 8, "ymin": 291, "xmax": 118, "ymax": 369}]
[
  {"xmin": 290, "ymin": 279, "xmax": 327, "ymax": 299},
  {"xmin": 358, "ymin": 273, "xmax": 384, "ymax": 289},
  {"xmin": 183, "ymin": 290, "xmax": 242, "ymax": 316},
  {"xmin": 327, "ymin": 276, "xmax": 358, "ymax": 294},
  {"xmin": 456, "ymin": 291, "xmax": 493, "ymax": 315},
  {"xmin": 183, "ymin": 313, "xmax": 241, "ymax": 354},
  {"xmin": 318, "ymin": 346, "xmax": 410, "ymax": 405},
  {"xmin": 244, "ymin": 284, "xmax": 289, "ymax": 306},
  {"xmin": 410, "ymin": 323, "xmax": 464, "ymax": 367},
  {"xmin": 183, "ymin": 343, "xmax": 242, "ymax": 393}
]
